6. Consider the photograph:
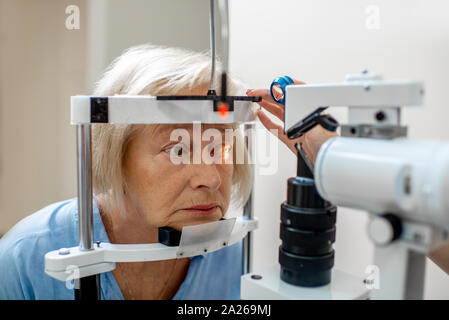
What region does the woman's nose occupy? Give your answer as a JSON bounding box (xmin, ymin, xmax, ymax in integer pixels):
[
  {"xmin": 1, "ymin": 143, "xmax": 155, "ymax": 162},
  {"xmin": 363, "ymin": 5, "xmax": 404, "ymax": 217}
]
[{"xmin": 189, "ymin": 163, "xmax": 222, "ymax": 191}]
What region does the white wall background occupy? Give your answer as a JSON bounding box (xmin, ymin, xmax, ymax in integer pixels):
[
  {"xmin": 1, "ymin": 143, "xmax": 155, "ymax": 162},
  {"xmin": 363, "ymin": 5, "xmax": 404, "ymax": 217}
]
[
  {"xmin": 0, "ymin": 0, "xmax": 88, "ymax": 234},
  {"xmin": 1, "ymin": 0, "xmax": 448, "ymax": 299},
  {"xmin": 0, "ymin": 0, "xmax": 212, "ymax": 235},
  {"xmin": 86, "ymin": 0, "xmax": 213, "ymax": 92},
  {"xmin": 228, "ymin": 0, "xmax": 449, "ymax": 299}
]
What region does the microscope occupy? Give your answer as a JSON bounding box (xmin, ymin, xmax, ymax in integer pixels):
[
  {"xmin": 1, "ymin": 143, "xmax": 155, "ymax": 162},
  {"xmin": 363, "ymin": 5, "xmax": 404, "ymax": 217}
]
[
  {"xmin": 45, "ymin": 0, "xmax": 261, "ymax": 300},
  {"xmin": 241, "ymin": 72, "xmax": 449, "ymax": 299}
]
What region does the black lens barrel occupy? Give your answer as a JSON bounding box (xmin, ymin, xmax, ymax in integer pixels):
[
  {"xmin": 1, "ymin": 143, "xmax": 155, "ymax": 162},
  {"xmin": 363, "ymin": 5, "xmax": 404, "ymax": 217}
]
[{"xmin": 279, "ymin": 168, "xmax": 337, "ymax": 287}]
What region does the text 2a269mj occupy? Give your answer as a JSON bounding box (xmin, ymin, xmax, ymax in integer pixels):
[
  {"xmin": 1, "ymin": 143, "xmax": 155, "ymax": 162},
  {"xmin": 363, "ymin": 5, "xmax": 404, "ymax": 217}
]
[{"xmin": 177, "ymin": 304, "xmax": 272, "ymax": 317}]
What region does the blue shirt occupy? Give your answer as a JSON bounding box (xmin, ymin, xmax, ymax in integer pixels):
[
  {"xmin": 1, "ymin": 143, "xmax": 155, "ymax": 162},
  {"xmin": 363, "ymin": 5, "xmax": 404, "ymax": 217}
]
[{"xmin": 0, "ymin": 198, "xmax": 243, "ymax": 300}]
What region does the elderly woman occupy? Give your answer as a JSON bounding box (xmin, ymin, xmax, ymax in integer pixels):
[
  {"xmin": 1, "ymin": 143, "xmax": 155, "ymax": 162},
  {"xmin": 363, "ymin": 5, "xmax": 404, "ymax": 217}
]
[{"xmin": 0, "ymin": 44, "xmax": 338, "ymax": 300}]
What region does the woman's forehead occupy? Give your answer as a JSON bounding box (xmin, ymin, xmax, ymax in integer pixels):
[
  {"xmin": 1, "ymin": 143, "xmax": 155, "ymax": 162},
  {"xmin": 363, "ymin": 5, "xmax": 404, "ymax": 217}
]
[{"xmin": 153, "ymin": 123, "xmax": 233, "ymax": 136}]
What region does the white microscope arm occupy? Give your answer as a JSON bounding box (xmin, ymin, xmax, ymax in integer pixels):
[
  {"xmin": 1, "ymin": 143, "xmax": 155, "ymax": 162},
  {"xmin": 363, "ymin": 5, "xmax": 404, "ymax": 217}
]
[{"xmin": 45, "ymin": 216, "xmax": 258, "ymax": 282}]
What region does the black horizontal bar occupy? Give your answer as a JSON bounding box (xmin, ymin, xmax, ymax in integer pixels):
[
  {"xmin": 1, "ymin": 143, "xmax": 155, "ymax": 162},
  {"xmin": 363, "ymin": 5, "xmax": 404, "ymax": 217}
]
[{"xmin": 156, "ymin": 95, "xmax": 261, "ymax": 102}]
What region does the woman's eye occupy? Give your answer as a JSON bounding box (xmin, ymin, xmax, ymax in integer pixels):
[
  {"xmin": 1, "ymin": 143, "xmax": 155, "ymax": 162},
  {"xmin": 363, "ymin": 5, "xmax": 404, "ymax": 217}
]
[
  {"xmin": 209, "ymin": 143, "xmax": 232, "ymax": 161},
  {"xmin": 165, "ymin": 144, "xmax": 185, "ymax": 157},
  {"xmin": 222, "ymin": 144, "xmax": 232, "ymax": 161},
  {"xmin": 223, "ymin": 144, "xmax": 232, "ymax": 153},
  {"xmin": 176, "ymin": 145, "xmax": 184, "ymax": 156}
]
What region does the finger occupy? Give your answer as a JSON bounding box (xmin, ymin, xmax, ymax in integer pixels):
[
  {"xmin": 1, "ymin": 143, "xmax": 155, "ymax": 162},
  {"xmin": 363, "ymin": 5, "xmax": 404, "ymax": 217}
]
[
  {"xmin": 258, "ymin": 99, "xmax": 284, "ymax": 120},
  {"xmin": 257, "ymin": 109, "xmax": 282, "ymax": 132},
  {"xmin": 247, "ymin": 88, "xmax": 272, "ymax": 100},
  {"xmin": 258, "ymin": 110, "xmax": 305, "ymax": 154},
  {"xmin": 247, "ymin": 79, "xmax": 306, "ymax": 96},
  {"xmin": 300, "ymin": 139, "xmax": 317, "ymax": 164},
  {"xmin": 257, "ymin": 110, "xmax": 290, "ymax": 146},
  {"xmin": 247, "ymin": 89, "xmax": 286, "ymax": 110},
  {"xmin": 247, "ymin": 79, "xmax": 306, "ymax": 102},
  {"xmin": 254, "ymin": 78, "xmax": 307, "ymax": 121}
]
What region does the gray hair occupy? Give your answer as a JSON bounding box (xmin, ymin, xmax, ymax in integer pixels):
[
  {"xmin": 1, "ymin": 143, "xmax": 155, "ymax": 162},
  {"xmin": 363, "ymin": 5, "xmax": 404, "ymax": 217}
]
[{"xmin": 91, "ymin": 44, "xmax": 253, "ymax": 217}]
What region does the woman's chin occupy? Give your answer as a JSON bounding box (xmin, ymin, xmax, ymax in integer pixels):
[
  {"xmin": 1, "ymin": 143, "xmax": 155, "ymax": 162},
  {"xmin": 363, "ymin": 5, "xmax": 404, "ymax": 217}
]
[{"xmin": 170, "ymin": 209, "xmax": 223, "ymax": 230}]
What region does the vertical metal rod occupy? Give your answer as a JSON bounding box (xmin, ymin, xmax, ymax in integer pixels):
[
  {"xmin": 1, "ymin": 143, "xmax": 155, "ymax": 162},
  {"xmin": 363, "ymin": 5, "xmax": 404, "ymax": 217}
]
[
  {"xmin": 77, "ymin": 124, "xmax": 94, "ymax": 251},
  {"xmin": 217, "ymin": 0, "xmax": 229, "ymax": 75},
  {"xmin": 242, "ymin": 123, "xmax": 255, "ymax": 274},
  {"xmin": 76, "ymin": 124, "xmax": 100, "ymax": 300},
  {"xmin": 209, "ymin": 0, "xmax": 216, "ymax": 92},
  {"xmin": 242, "ymin": 193, "xmax": 253, "ymax": 274},
  {"xmin": 217, "ymin": 0, "xmax": 229, "ymax": 104},
  {"xmin": 405, "ymin": 251, "xmax": 426, "ymax": 300},
  {"xmin": 75, "ymin": 275, "xmax": 101, "ymax": 300}
]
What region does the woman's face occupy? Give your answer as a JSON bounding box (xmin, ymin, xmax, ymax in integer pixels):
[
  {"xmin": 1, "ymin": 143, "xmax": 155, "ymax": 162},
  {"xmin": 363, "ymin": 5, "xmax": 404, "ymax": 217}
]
[{"xmin": 122, "ymin": 123, "xmax": 234, "ymax": 231}]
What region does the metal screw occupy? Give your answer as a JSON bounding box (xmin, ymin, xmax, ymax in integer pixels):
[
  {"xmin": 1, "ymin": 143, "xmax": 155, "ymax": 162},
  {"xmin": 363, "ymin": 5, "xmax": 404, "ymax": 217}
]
[
  {"xmin": 404, "ymin": 176, "xmax": 412, "ymax": 195},
  {"xmin": 362, "ymin": 69, "xmax": 368, "ymax": 74},
  {"xmin": 204, "ymin": 249, "xmax": 208, "ymax": 253},
  {"xmin": 375, "ymin": 111, "xmax": 386, "ymax": 122},
  {"xmin": 223, "ymin": 242, "xmax": 227, "ymax": 246},
  {"xmin": 58, "ymin": 248, "xmax": 70, "ymax": 255},
  {"xmin": 251, "ymin": 274, "xmax": 262, "ymax": 280},
  {"xmin": 413, "ymin": 233, "xmax": 423, "ymax": 243},
  {"xmin": 285, "ymin": 219, "xmax": 291, "ymax": 226},
  {"xmin": 362, "ymin": 126, "xmax": 373, "ymax": 136}
]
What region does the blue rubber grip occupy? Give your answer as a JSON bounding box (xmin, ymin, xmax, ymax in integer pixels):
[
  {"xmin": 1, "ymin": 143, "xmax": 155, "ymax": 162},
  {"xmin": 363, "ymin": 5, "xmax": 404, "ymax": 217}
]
[{"xmin": 270, "ymin": 76, "xmax": 294, "ymax": 105}]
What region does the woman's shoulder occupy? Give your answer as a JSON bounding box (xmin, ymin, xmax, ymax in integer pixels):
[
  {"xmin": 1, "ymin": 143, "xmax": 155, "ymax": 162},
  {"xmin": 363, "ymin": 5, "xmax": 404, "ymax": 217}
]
[
  {"xmin": 0, "ymin": 198, "xmax": 78, "ymax": 249},
  {"xmin": 0, "ymin": 198, "xmax": 77, "ymax": 256},
  {"xmin": 0, "ymin": 198, "xmax": 78, "ymax": 299}
]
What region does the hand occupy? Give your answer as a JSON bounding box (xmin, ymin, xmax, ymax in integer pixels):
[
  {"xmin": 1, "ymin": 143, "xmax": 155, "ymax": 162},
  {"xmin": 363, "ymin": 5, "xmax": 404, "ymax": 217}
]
[{"xmin": 246, "ymin": 79, "xmax": 338, "ymax": 164}]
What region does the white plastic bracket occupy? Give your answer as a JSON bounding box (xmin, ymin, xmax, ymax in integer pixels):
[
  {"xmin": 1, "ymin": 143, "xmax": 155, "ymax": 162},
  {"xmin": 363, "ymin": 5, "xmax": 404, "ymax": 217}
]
[{"xmin": 45, "ymin": 217, "xmax": 258, "ymax": 282}]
